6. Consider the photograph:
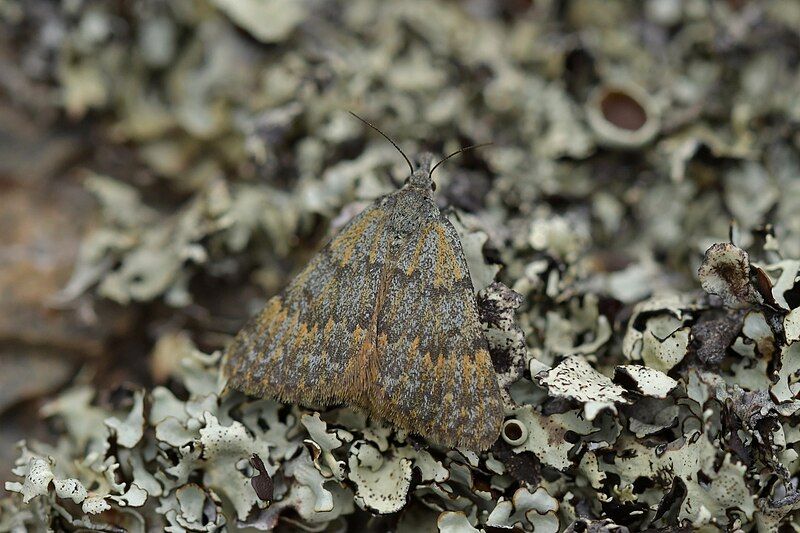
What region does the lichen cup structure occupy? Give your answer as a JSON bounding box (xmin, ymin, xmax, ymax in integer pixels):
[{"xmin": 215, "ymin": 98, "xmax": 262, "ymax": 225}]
[{"xmin": 586, "ymin": 82, "xmax": 661, "ymax": 149}]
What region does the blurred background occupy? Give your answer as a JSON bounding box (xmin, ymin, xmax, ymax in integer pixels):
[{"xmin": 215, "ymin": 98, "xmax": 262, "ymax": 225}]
[{"xmin": 2, "ymin": 0, "xmax": 800, "ymax": 497}]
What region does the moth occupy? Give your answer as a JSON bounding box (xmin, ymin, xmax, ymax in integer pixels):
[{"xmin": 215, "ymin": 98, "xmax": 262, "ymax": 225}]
[{"xmin": 223, "ymin": 115, "xmax": 504, "ymax": 450}]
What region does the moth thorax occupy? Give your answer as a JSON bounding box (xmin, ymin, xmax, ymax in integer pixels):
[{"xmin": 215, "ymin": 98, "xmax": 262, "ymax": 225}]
[{"xmin": 407, "ymin": 170, "xmax": 433, "ymax": 190}]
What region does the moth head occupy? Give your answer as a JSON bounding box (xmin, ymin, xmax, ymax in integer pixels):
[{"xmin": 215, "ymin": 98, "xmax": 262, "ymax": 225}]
[{"xmin": 407, "ymin": 152, "xmax": 436, "ymax": 191}]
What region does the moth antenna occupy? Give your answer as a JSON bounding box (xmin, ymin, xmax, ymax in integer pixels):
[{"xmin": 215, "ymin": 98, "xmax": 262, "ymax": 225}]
[
  {"xmin": 348, "ymin": 111, "xmax": 414, "ymax": 175},
  {"xmin": 429, "ymin": 142, "xmax": 493, "ymax": 178}
]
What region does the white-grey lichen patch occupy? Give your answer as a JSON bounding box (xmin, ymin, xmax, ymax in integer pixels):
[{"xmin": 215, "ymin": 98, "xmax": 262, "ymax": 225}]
[
  {"xmin": 104, "ymin": 389, "xmax": 145, "ymax": 448},
  {"xmin": 622, "ymin": 297, "xmax": 695, "ymax": 372},
  {"xmin": 158, "ymin": 483, "xmax": 227, "ymax": 531},
  {"xmin": 5, "ymin": 457, "xmax": 53, "ymax": 504},
  {"xmin": 196, "ymin": 412, "xmax": 275, "ymax": 520},
  {"xmin": 448, "ymin": 213, "xmax": 501, "ymax": 293},
  {"xmin": 785, "ymin": 308, "xmax": 800, "ymax": 344},
  {"xmin": 53, "ymin": 478, "xmax": 88, "ymax": 504},
  {"xmin": 347, "ymin": 441, "xmax": 413, "ymax": 515},
  {"xmin": 302, "ymin": 412, "xmax": 351, "ymax": 480},
  {"xmin": 528, "ymin": 215, "xmax": 590, "ymax": 264},
  {"xmin": 110, "ymin": 483, "xmax": 148, "ymax": 507},
  {"xmin": 82, "ymin": 496, "xmax": 111, "ymax": 515},
  {"xmin": 486, "ymin": 487, "xmax": 559, "ymax": 532},
  {"xmin": 537, "ymin": 356, "xmax": 630, "ymax": 419},
  {"xmin": 614, "ymin": 365, "xmax": 677, "ymax": 398},
  {"xmin": 209, "ymin": 0, "xmax": 307, "ymax": 43},
  {"xmin": 437, "ymin": 510, "xmax": 480, "ymax": 532},
  {"xmin": 510, "ymin": 406, "xmax": 595, "ymax": 471}
]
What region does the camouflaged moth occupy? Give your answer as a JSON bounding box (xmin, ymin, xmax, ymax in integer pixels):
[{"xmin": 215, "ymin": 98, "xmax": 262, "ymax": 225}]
[{"xmin": 223, "ymin": 115, "xmax": 503, "ymax": 450}]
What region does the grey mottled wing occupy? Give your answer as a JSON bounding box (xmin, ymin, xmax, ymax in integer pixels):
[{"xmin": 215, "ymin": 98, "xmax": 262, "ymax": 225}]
[
  {"xmin": 370, "ymin": 213, "xmax": 504, "ymax": 450},
  {"xmin": 223, "ymin": 201, "xmax": 390, "ymax": 406}
]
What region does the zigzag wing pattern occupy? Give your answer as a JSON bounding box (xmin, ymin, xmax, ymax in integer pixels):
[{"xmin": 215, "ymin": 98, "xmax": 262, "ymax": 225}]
[
  {"xmin": 224, "ymin": 201, "xmax": 390, "ymax": 406},
  {"xmin": 370, "ymin": 210, "xmax": 504, "ymax": 449}
]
